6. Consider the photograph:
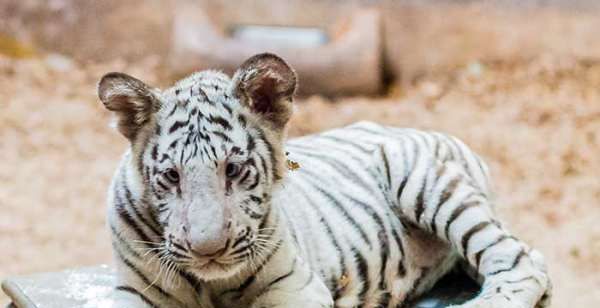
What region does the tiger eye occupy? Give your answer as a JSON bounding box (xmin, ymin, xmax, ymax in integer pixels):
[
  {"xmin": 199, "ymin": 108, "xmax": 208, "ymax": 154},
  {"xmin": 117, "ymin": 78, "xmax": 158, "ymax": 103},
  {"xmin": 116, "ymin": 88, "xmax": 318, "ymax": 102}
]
[
  {"xmin": 164, "ymin": 168, "xmax": 180, "ymax": 184},
  {"xmin": 225, "ymin": 163, "xmax": 241, "ymax": 178}
]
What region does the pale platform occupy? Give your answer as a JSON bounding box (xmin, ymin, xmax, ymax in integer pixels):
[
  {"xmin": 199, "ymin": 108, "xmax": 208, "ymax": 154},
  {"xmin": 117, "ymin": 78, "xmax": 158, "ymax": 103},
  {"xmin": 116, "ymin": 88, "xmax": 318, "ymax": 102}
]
[{"xmin": 2, "ymin": 265, "xmax": 478, "ymax": 307}]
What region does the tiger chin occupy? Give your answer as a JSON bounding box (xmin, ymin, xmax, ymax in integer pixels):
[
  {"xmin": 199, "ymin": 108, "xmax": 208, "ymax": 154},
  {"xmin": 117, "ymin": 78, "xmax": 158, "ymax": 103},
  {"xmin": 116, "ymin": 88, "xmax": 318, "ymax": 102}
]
[{"xmin": 99, "ymin": 53, "xmax": 551, "ymax": 308}]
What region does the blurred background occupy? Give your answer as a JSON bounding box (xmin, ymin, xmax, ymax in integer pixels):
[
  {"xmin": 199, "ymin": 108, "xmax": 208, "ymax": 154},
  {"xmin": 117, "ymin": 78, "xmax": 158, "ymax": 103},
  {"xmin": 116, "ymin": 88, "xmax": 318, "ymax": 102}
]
[{"xmin": 1, "ymin": 0, "xmax": 600, "ymax": 306}]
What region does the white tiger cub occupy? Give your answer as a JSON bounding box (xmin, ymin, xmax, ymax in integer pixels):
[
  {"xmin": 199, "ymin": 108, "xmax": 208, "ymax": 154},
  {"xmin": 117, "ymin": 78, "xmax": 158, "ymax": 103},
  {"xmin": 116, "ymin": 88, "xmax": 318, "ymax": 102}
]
[{"xmin": 98, "ymin": 53, "xmax": 551, "ymax": 308}]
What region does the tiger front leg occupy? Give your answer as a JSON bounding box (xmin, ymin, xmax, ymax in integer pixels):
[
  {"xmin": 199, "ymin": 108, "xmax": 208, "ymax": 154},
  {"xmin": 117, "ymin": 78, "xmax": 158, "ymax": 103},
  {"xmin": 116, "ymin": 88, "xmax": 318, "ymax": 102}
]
[
  {"xmin": 250, "ymin": 257, "xmax": 334, "ymax": 308},
  {"xmin": 381, "ymin": 145, "xmax": 552, "ymax": 308},
  {"xmin": 437, "ymin": 175, "xmax": 552, "ymax": 308},
  {"xmin": 448, "ymin": 247, "xmax": 552, "ymax": 308}
]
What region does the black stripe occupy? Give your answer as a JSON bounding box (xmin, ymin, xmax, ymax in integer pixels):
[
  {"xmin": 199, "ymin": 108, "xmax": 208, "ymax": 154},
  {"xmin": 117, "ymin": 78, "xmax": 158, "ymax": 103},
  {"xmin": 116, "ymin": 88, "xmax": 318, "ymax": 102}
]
[
  {"xmin": 229, "ymin": 243, "xmax": 251, "ymax": 256},
  {"xmin": 445, "ymin": 136, "xmax": 471, "ymax": 176},
  {"xmin": 461, "ymin": 221, "xmax": 491, "ymax": 256},
  {"xmin": 242, "ymin": 205, "xmax": 262, "ymax": 219},
  {"xmin": 168, "ymin": 119, "xmax": 189, "ymax": 134},
  {"xmin": 504, "ymin": 276, "xmax": 538, "ymax": 285},
  {"xmin": 110, "ymin": 224, "xmax": 142, "ymax": 259},
  {"xmin": 301, "ymin": 269, "xmax": 315, "ymax": 289},
  {"xmin": 159, "ymin": 153, "xmax": 170, "ymax": 163},
  {"xmin": 114, "ymin": 190, "xmax": 152, "ymax": 245},
  {"xmin": 212, "ymin": 131, "xmax": 231, "ymax": 143},
  {"xmin": 293, "ymin": 183, "xmax": 347, "ymax": 300},
  {"xmin": 350, "ymin": 246, "xmax": 370, "ymax": 303},
  {"xmin": 432, "ymin": 133, "xmax": 443, "ymax": 159},
  {"xmin": 222, "ymin": 102, "xmax": 233, "ymax": 115},
  {"xmin": 379, "ymin": 145, "xmax": 392, "ymax": 190},
  {"xmin": 248, "ymin": 173, "xmax": 260, "ymax": 190},
  {"xmin": 208, "ymin": 115, "xmax": 232, "ymax": 130},
  {"xmin": 114, "ymin": 246, "xmax": 175, "ymax": 299},
  {"xmin": 430, "ymin": 175, "xmax": 462, "ymax": 234},
  {"xmin": 210, "ymin": 145, "xmax": 218, "ymax": 161},
  {"xmin": 293, "ymin": 148, "xmax": 379, "ymax": 197},
  {"xmin": 405, "ymin": 134, "xmax": 422, "ymax": 168},
  {"xmin": 156, "ymin": 179, "xmax": 169, "ymax": 191},
  {"xmin": 444, "ymin": 199, "xmax": 479, "ymax": 240},
  {"xmin": 339, "ymin": 193, "xmax": 391, "ymax": 298},
  {"xmin": 224, "ymin": 239, "xmax": 284, "ymax": 297},
  {"xmin": 379, "ymin": 292, "xmax": 391, "ymax": 308},
  {"xmin": 286, "ymin": 139, "xmax": 366, "ymax": 166},
  {"xmin": 136, "ymin": 132, "xmax": 152, "ymax": 177},
  {"xmin": 239, "ymin": 169, "xmax": 251, "ymax": 184},
  {"xmin": 170, "ymin": 241, "xmax": 187, "ymax": 252},
  {"xmin": 246, "ymin": 134, "xmax": 256, "ymax": 152},
  {"xmin": 376, "ymin": 228, "xmax": 390, "ymax": 307},
  {"xmin": 406, "ymin": 267, "xmax": 430, "ymax": 301},
  {"xmin": 122, "ymin": 177, "xmax": 161, "ymax": 237},
  {"xmin": 487, "ymin": 249, "xmax": 526, "ymax": 276},
  {"xmin": 249, "ymin": 195, "xmax": 263, "ymax": 204},
  {"xmin": 191, "ymin": 85, "xmax": 210, "ymax": 102},
  {"xmin": 254, "ymin": 126, "xmax": 278, "ymax": 180},
  {"xmin": 258, "ymin": 200, "xmax": 272, "ymax": 231},
  {"xmin": 256, "ymin": 152, "xmax": 270, "ymax": 184},
  {"xmin": 297, "ymin": 171, "xmax": 372, "ymax": 248},
  {"xmin": 151, "ymin": 144, "xmax": 159, "ymax": 161},
  {"xmin": 238, "ymin": 114, "xmax": 247, "ymax": 128},
  {"xmin": 231, "ymin": 235, "xmax": 248, "ymax": 250},
  {"xmin": 179, "ymin": 270, "xmax": 203, "ymax": 294},
  {"xmin": 311, "ymin": 137, "xmax": 385, "ymax": 187},
  {"xmin": 414, "ymin": 165, "xmax": 430, "ymax": 224},
  {"xmin": 396, "ymin": 143, "xmax": 412, "ymax": 205},
  {"xmin": 168, "ymin": 249, "xmax": 189, "ymax": 260},
  {"xmin": 264, "ymin": 258, "xmax": 297, "ymax": 289},
  {"xmin": 475, "ymin": 235, "xmax": 514, "ymax": 269},
  {"xmin": 115, "ymin": 285, "xmax": 158, "ymax": 308},
  {"xmin": 391, "ymin": 228, "xmax": 407, "ymax": 277},
  {"xmin": 167, "ymin": 104, "xmax": 178, "ymax": 117}
]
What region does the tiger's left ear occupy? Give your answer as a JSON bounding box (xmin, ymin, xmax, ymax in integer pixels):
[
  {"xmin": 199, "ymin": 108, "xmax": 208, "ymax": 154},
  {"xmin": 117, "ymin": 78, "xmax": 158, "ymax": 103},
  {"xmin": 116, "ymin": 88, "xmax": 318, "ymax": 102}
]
[{"xmin": 230, "ymin": 53, "xmax": 297, "ymax": 130}]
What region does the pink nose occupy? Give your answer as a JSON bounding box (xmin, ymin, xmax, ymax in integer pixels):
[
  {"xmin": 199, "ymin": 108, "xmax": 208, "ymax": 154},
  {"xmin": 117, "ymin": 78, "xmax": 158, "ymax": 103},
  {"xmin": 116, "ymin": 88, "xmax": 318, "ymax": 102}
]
[{"xmin": 188, "ymin": 236, "xmax": 228, "ymax": 258}]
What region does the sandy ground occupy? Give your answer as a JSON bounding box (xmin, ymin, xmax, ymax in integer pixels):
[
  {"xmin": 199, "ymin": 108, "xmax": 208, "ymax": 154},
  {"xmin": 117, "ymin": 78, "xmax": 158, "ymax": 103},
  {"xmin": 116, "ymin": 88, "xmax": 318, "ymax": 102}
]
[{"xmin": 1, "ymin": 53, "xmax": 599, "ymax": 306}]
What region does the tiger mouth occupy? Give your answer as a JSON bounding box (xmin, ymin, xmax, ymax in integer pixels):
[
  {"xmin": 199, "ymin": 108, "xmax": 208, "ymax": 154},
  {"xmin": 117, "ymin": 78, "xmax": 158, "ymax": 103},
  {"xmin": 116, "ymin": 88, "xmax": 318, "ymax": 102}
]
[
  {"xmin": 187, "ymin": 246, "xmax": 250, "ymax": 269},
  {"xmin": 185, "ymin": 255, "xmax": 248, "ymax": 279},
  {"xmin": 163, "ymin": 234, "xmax": 261, "ymax": 276},
  {"xmin": 198, "ymin": 260, "xmax": 228, "ymax": 270}
]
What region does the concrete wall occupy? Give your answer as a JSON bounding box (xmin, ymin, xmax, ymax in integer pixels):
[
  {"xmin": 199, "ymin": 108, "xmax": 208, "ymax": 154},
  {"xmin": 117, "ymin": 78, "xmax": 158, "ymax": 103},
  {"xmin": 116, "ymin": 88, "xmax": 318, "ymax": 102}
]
[{"xmin": 3, "ymin": 0, "xmax": 600, "ymax": 87}]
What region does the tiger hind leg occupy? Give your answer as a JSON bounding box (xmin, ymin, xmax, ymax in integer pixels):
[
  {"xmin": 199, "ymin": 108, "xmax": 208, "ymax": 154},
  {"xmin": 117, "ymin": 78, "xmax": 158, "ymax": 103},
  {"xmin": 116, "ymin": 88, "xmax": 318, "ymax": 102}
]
[{"xmin": 378, "ymin": 144, "xmax": 552, "ymax": 308}]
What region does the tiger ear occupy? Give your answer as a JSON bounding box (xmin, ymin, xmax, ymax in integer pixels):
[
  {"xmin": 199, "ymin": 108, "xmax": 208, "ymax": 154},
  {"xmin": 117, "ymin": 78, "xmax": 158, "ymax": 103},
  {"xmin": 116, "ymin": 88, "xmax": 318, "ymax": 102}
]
[
  {"xmin": 98, "ymin": 72, "xmax": 160, "ymax": 141},
  {"xmin": 230, "ymin": 53, "xmax": 297, "ymax": 130}
]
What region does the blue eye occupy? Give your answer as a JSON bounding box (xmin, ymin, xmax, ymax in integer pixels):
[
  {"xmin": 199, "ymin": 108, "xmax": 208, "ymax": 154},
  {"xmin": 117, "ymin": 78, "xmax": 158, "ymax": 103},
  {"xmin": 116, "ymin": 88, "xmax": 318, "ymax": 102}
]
[{"xmin": 164, "ymin": 168, "xmax": 180, "ymax": 184}]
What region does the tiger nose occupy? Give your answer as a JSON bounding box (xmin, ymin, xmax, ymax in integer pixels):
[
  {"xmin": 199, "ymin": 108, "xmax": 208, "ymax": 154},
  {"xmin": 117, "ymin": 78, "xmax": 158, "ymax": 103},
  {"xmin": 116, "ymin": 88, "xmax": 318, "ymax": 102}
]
[{"xmin": 188, "ymin": 232, "xmax": 229, "ymax": 258}]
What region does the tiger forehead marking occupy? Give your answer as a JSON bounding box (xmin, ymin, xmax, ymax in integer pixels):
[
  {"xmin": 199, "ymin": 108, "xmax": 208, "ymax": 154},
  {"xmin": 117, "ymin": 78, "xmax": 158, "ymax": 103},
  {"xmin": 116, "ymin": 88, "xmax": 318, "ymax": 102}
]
[
  {"xmin": 155, "ymin": 74, "xmax": 246, "ymax": 166},
  {"xmin": 147, "ymin": 70, "xmax": 283, "ymax": 185}
]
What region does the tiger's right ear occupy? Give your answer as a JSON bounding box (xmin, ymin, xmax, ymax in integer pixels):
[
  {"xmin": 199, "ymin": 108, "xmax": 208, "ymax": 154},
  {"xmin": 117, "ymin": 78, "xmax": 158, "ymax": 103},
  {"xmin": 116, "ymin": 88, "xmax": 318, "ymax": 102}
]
[{"xmin": 98, "ymin": 72, "xmax": 160, "ymax": 141}]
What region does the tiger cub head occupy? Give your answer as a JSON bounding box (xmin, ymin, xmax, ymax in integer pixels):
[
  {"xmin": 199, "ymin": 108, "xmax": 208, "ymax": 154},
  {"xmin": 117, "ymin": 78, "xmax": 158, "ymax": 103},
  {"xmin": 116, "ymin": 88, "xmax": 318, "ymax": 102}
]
[{"xmin": 98, "ymin": 53, "xmax": 297, "ymax": 280}]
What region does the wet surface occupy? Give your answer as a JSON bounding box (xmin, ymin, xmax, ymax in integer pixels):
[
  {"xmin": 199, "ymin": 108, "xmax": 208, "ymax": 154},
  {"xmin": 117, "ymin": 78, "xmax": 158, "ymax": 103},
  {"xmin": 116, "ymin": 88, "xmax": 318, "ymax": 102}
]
[
  {"xmin": 2, "ymin": 265, "xmax": 478, "ymax": 308},
  {"xmin": 2, "ymin": 265, "xmax": 118, "ymax": 308}
]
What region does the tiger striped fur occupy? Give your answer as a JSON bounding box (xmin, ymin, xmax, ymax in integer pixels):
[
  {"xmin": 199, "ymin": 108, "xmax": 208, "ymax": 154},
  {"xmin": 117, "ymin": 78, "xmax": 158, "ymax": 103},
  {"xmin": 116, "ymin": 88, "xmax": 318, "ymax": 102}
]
[{"xmin": 98, "ymin": 53, "xmax": 551, "ymax": 308}]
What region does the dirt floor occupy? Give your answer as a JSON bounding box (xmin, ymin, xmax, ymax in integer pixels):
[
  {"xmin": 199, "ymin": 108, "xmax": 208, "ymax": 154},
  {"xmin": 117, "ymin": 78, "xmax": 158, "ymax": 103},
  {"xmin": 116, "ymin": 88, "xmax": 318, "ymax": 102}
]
[{"xmin": 1, "ymin": 52, "xmax": 600, "ymax": 306}]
